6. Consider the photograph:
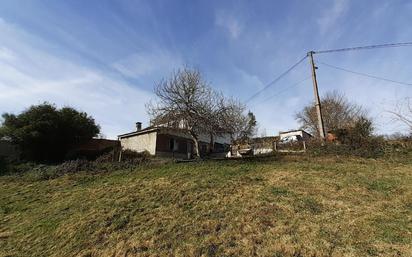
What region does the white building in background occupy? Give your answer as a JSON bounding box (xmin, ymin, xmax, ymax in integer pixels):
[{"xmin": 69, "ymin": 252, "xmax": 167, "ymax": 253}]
[{"xmin": 279, "ymin": 130, "xmax": 312, "ymax": 143}]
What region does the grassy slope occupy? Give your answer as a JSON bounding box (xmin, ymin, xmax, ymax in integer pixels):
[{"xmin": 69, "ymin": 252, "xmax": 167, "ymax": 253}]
[{"xmin": 0, "ymin": 156, "xmax": 411, "ymax": 257}]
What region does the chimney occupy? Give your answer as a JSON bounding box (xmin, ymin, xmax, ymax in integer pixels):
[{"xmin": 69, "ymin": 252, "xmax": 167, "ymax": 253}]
[{"xmin": 136, "ymin": 122, "xmax": 142, "ymax": 131}]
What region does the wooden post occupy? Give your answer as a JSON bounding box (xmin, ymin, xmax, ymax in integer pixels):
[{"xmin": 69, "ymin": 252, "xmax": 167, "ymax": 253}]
[
  {"xmin": 308, "ymin": 51, "xmax": 326, "ymax": 139},
  {"xmin": 118, "ymin": 149, "xmax": 122, "ymax": 162}
]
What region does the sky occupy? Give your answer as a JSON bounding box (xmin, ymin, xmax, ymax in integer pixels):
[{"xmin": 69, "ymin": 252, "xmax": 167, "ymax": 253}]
[{"xmin": 0, "ymin": 0, "xmax": 411, "ymax": 138}]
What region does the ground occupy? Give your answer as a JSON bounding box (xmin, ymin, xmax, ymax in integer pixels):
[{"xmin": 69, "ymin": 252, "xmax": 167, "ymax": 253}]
[{"xmin": 0, "ymin": 155, "xmax": 411, "ymax": 257}]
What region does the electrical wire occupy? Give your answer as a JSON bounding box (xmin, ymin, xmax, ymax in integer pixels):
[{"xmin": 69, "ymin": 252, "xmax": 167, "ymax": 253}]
[
  {"xmin": 318, "ymin": 61, "xmax": 412, "ymax": 87},
  {"xmin": 245, "ymin": 55, "xmax": 308, "ymax": 103},
  {"xmin": 245, "ymin": 42, "xmax": 412, "ymax": 104},
  {"xmin": 313, "ymin": 42, "xmax": 412, "ymax": 54},
  {"xmin": 255, "ymin": 76, "xmax": 312, "ymax": 106}
]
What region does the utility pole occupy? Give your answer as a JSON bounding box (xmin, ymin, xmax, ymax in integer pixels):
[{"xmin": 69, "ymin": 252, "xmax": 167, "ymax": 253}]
[{"xmin": 308, "ymin": 51, "xmax": 326, "ymax": 139}]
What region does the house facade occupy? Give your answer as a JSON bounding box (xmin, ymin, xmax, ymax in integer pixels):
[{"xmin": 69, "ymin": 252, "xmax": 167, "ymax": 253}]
[{"xmin": 118, "ymin": 123, "xmax": 231, "ymax": 159}]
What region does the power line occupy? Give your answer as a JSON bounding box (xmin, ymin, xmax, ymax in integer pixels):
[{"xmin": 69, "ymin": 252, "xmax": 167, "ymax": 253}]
[
  {"xmin": 318, "ymin": 61, "xmax": 412, "ymax": 87},
  {"xmin": 255, "ymin": 76, "xmax": 312, "ymax": 106},
  {"xmin": 313, "ymin": 42, "xmax": 412, "ymax": 54},
  {"xmin": 245, "ymin": 55, "xmax": 308, "ymax": 103},
  {"xmin": 245, "ymin": 41, "xmax": 412, "ymax": 106}
]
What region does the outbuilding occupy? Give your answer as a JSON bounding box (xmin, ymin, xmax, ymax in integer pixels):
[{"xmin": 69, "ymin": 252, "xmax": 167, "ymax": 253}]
[{"xmin": 279, "ymin": 130, "xmax": 312, "ymax": 143}]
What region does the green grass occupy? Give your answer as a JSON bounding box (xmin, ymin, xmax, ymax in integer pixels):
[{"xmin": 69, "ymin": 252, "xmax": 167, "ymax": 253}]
[{"xmin": 1, "ymin": 156, "xmax": 411, "ymax": 256}]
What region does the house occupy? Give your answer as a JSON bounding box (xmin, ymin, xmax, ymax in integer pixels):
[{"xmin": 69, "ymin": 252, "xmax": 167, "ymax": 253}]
[
  {"xmin": 279, "ymin": 130, "xmax": 312, "ymax": 143},
  {"xmin": 117, "ymin": 122, "xmax": 231, "ymax": 159}
]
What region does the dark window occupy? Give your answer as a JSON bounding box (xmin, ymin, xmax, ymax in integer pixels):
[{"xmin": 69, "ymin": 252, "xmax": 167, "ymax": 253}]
[
  {"xmin": 201, "ymin": 144, "xmax": 207, "ymax": 153},
  {"xmin": 169, "ymin": 139, "xmax": 174, "ymax": 151},
  {"xmin": 169, "ymin": 138, "xmax": 178, "ymax": 151}
]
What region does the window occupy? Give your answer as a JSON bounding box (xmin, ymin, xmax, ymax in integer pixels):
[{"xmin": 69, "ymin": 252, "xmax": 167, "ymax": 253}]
[
  {"xmin": 201, "ymin": 144, "xmax": 207, "ymax": 153},
  {"xmin": 169, "ymin": 138, "xmax": 178, "ymax": 151}
]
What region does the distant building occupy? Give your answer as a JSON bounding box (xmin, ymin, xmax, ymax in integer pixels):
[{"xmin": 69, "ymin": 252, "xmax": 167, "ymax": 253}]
[
  {"xmin": 229, "ymin": 136, "xmax": 279, "ymax": 157},
  {"xmin": 118, "ymin": 122, "xmax": 231, "ymax": 159},
  {"xmin": 279, "ymin": 130, "xmax": 312, "ymax": 143},
  {"xmin": 229, "ymin": 130, "xmax": 312, "ymax": 157}
]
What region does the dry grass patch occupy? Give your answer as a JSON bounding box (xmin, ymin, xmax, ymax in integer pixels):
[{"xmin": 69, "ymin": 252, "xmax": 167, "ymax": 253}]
[{"xmin": 1, "ymin": 156, "xmax": 411, "ymax": 256}]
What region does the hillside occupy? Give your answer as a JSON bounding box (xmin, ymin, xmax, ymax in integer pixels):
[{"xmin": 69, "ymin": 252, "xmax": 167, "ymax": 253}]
[{"xmin": 1, "ymin": 156, "xmax": 411, "ymax": 257}]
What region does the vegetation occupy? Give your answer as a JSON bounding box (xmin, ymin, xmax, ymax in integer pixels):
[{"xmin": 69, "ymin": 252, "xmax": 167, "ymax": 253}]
[
  {"xmin": 237, "ymin": 111, "xmax": 258, "ymax": 143},
  {"xmin": 0, "ymin": 103, "xmax": 100, "ymax": 163},
  {"xmin": 296, "ymin": 91, "xmax": 370, "ymax": 136},
  {"xmin": 388, "ymin": 97, "xmax": 412, "ymax": 132},
  {"xmin": 1, "ymin": 155, "xmax": 411, "ymax": 256}
]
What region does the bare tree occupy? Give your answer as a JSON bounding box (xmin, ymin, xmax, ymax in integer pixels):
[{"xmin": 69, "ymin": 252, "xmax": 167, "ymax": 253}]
[
  {"xmin": 147, "ymin": 68, "xmax": 211, "ymax": 157},
  {"xmin": 296, "ymin": 91, "xmax": 367, "ymax": 136},
  {"xmin": 147, "ymin": 68, "xmax": 253, "ymax": 157},
  {"xmin": 212, "ymin": 99, "xmax": 256, "ymax": 146},
  {"xmin": 388, "ymin": 97, "xmax": 412, "ymax": 131}
]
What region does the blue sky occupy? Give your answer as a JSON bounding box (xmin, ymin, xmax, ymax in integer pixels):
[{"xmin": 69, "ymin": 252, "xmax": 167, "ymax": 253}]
[{"xmin": 1, "ymin": 0, "xmax": 412, "ymax": 138}]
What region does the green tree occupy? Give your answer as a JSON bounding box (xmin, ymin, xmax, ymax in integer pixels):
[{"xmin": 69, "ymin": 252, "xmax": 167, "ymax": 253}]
[{"xmin": 0, "ymin": 103, "xmax": 100, "ymax": 162}]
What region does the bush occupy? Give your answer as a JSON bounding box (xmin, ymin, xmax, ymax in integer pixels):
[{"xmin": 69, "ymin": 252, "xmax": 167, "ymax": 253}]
[
  {"xmin": 120, "ymin": 150, "xmax": 151, "ymax": 164},
  {"xmin": 55, "ymin": 159, "xmax": 96, "ymax": 174},
  {"xmin": 5, "ymin": 162, "xmax": 37, "ymax": 174},
  {"xmin": 307, "ymin": 136, "xmax": 386, "ymax": 158},
  {"xmin": 94, "ymin": 150, "xmax": 118, "ymax": 163},
  {"xmin": 0, "ymin": 156, "xmax": 8, "ymax": 175},
  {"xmin": 308, "ymin": 136, "xmax": 412, "ymax": 159},
  {"xmin": 307, "ymin": 117, "xmax": 388, "ymax": 158}
]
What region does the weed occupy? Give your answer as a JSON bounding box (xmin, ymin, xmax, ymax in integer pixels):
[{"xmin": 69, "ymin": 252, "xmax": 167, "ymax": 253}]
[
  {"xmin": 366, "ymin": 179, "xmax": 398, "ymax": 194},
  {"xmin": 294, "ymin": 196, "xmax": 323, "ymax": 214},
  {"xmin": 270, "ymin": 186, "xmax": 291, "ymax": 196},
  {"xmin": 372, "ymin": 215, "xmax": 411, "ymax": 244}
]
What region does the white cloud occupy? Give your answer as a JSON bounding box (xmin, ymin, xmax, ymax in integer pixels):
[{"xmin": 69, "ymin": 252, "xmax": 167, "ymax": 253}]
[
  {"xmin": 112, "ymin": 50, "xmax": 183, "ymax": 79},
  {"xmin": 215, "ymin": 11, "xmax": 242, "ymax": 39},
  {"xmin": 317, "ymin": 0, "xmax": 349, "ymax": 35},
  {"xmin": 0, "ymin": 46, "xmax": 16, "ymax": 61},
  {"xmin": 0, "ymin": 19, "xmax": 153, "ymax": 139}
]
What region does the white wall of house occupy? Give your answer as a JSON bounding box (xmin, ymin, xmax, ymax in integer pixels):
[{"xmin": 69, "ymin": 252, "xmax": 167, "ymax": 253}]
[
  {"xmin": 280, "ymin": 131, "xmax": 304, "ymax": 140},
  {"xmin": 279, "ymin": 130, "xmax": 311, "ymax": 142},
  {"xmin": 120, "ymin": 131, "xmax": 157, "ymax": 155}
]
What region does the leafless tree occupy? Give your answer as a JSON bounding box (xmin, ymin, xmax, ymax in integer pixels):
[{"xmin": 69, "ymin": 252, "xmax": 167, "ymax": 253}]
[
  {"xmin": 296, "ymin": 91, "xmax": 367, "ymax": 136},
  {"xmin": 388, "ymin": 97, "xmax": 412, "ymax": 131},
  {"xmin": 147, "ymin": 68, "xmax": 252, "ymax": 157}
]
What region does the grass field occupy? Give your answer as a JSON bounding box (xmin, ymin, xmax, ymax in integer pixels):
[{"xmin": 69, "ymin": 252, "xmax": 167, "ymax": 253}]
[{"xmin": 1, "ymin": 155, "xmax": 411, "ymax": 257}]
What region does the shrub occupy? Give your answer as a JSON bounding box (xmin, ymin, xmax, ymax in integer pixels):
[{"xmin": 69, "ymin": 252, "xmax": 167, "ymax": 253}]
[
  {"xmin": 120, "ymin": 150, "xmax": 151, "ymax": 164},
  {"xmin": 0, "ymin": 156, "xmax": 8, "ymax": 175},
  {"xmin": 307, "ymin": 136, "xmax": 386, "ymax": 158},
  {"xmin": 55, "ymin": 159, "xmax": 96, "ymax": 174},
  {"xmin": 308, "ymin": 117, "xmax": 387, "ymax": 158}
]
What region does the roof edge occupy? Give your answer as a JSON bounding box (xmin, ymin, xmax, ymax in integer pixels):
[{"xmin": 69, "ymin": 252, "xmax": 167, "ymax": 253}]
[{"xmin": 117, "ymin": 127, "xmax": 159, "ymax": 138}]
